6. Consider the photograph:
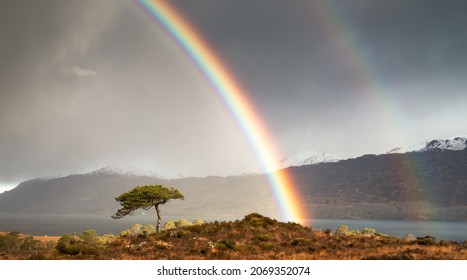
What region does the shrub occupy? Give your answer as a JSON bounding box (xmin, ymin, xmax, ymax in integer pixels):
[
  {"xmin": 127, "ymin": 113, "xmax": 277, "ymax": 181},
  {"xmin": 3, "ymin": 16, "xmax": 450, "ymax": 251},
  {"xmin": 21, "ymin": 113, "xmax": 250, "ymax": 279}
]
[
  {"xmin": 176, "ymin": 219, "xmax": 193, "ymax": 228},
  {"xmin": 19, "ymin": 236, "xmax": 42, "ymax": 253},
  {"xmin": 243, "ymin": 213, "xmax": 277, "ymax": 227},
  {"xmin": 100, "ymin": 234, "xmax": 116, "ymax": 244},
  {"xmin": 167, "ymin": 229, "xmax": 190, "ymax": 238},
  {"xmin": 56, "ymin": 232, "xmax": 101, "ymax": 256},
  {"xmin": 217, "ymin": 239, "xmax": 236, "ymax": 250},
  {"xmin": 362, "ymin": 228, "xmax": 376, "ymax": 235},
  {"xmin": 205, "ymin": 225, "xmax": 220, "ymax": 234},
  {"xmin": 0, "ymin": 232, "xmax": 21, "ymax": 253},
  {"xmin": 193, "ymin": 219, "xmax": 205, "ymax": 226},
  {"xmin": 129, "ymin": 224, "xmax": 143, "ymax": 236},
  {"xmin": 253, "ymin": 234, "xmax": 270, "ymax": 242},
  {"xmin": 258, "ymin": 242, "xmax": 274, "ymax": 250},
  {"xmin": 348, "ymin": 230, "xmax": 361, "ymax": 236},
  {"xmin": 163, "ymin": 219, "xmax": 194, "ymax": 230},
  {"xmin": 187, "ymin": 224, "xmax": 203, "ymax": 234},
  {"xmin": 244, "ymin": 213, "xmax": 265, "ymax": 221},
  {"xmin": 291, "ymin": 238, "xmax": 309, "ymax": 246},
  {"xmin": 0, "ymin": 233, "xmax": 50, "ymax": 255},
  {"xmin": 404, "ymin": 233, "xmax": 416, "ymax": 242},
  {"xmin": 119, "ymin": 229, "xmax": 131, "ymax": 237},
  {"xmin": 285, "ymin": 222, "xmax": 305, "ymax": 232},
  {"xmin": 336, "ymin": 225, "xmax": 349, "ymax": 236},
  {"xmin": 55, "ymin": 234, "xmax": 79, "ymax": 255},
  {"xmin": 163, "ymin": 220, "xmax": 177, "ymax": 230},
  {"xmin": 81, "ymin": 229, "xmax": 99, "ymax": 246},
  {"xmin": 142, "ymin": 224, "xmax": 156, "ymax": 236},
  {"xmin": 214, "ymin": 242, "xmax": 228, "ymax": 251},
  {"xmin": 154, "ymin": 240, "xmax": 171, "ymax": 250},
  {"xmin": 416, "ymin": 236, "xmax": 436, "ymax": 246}
]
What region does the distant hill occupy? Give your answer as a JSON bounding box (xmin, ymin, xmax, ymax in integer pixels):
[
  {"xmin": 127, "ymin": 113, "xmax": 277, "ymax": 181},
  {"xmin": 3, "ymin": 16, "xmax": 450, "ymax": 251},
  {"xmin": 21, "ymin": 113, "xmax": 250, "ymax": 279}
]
[
  {"xmin": 292, "ymin": 149, "xmax": 467, "ymax": 220},
  {"xmin": 0, "ymin": 149, "xmax": 466, "ymax": 220},
  {"xmin": 387, "ymin": 136, "xmax": 467, "ymax": 154},
  {"xmin": 263, "ymin": 150, "xmax": 342, "ymax": 173},
  {"xmin": 0, "ymin": 170, "xmax": 279, "ymax": 218}
]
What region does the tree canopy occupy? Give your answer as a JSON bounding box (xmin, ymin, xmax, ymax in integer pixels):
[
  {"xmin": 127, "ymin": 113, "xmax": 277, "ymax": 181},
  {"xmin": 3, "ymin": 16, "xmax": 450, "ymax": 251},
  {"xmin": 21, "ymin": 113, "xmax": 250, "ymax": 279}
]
[{"xmin": 112, "ymin": 185, "xmax": 184, "ymax": 232}]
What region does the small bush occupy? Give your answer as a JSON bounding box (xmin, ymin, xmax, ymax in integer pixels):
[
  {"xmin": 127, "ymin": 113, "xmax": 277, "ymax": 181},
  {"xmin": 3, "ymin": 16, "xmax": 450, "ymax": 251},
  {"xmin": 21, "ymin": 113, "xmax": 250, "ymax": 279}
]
[
  {"xmin": 217, "ymin": 240, "xmax": 236, "ymax": 250},
  {"xmin": 176, "ymin": 219, "xmax": 193, "ymax": 228},
  {"xmin": 119, "ymin": 229, "xmax": 131, "ymax": 237},
  {"xmin": 20, "ymin": 236, "xmax": 43, "ymax": 253},
  {"xmin": 416, "ymin": 236, "xmax": 436, "ymax": 246},
  {"xmin": 193, "ymin": 219, "xmax": 205, "ymax": 226},
  {"xmin": 142, "ymin": 224, "xmax": 156, "ymax": 236},
  {"xmin": 100, "ymin": 234, "xmax": 116, "ymax": 244},
  {"xmin": 244, "ymin": 213, "xmax": 265, "ymax": 221},
  {"xmin": 243, "ymin": 213, "xmax": 277, "ymax": 227},
  {"xmin": 214, "ymin": 242, "xmax": 228, "ymax": 251},
  {"xmin": 163, "ymin": 220, "xmax": 177, "ymax": 230},
  {"xmin": 56, "ymin": 232, "xmax": 100, "ymax": 256},
  {"xmin": 348, "ymin": 230, "xmax": 361, "ymax": 236},
  {"xmin": 130, "ymin": 224, "xmax": 143, "ymax": 236},
  {"xmin": 154, "ymin": 240, "xmax": 171, "ymax": 250},
  {"xmin": 291, "ymin": 238, "xmax": 309, "ymax": 246},
  {"xmin": 336, "ymin": 225, "xmax": 349, "ymax": 236},
  {"xmin": 0, "ymin": 232, "xmax": 21, "ymax": 253},
  {"xmin": 258, "ymin": 242, "xmax": 274, "ymax": 250},
  {"xmin": 55, "ymin": 234, "xmax": 79, "ymax": 255},
  {"xmin": 404, "ymin": 234, "xmax": 416, "ymax": 242},
  {"xmin": 362, "ymin": 228, "xmax": 376, "ymax": 235},
  {"xmin": 253, "ymin": 234, "xmax": 270, "ymax": 242},
  {"xmin": 81, "ymin": 229, "xmax": 99, "ymax": 246}
]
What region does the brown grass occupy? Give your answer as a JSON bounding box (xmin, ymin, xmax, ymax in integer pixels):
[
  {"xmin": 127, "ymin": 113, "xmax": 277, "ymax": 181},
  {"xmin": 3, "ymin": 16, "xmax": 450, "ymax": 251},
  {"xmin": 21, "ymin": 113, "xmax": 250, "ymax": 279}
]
[{"xmin": 2, "ymin": 214, "xmax": 466, "ymax": 260}]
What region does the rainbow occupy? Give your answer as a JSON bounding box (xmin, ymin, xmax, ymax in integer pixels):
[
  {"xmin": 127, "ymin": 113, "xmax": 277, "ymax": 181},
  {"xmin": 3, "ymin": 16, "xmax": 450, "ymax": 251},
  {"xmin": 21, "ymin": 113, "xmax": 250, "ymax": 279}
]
[
  {"xmin": 308, "ymin": 0, "xmax": 403, "ymax": 143},
  {"xmin": 137, "ymin": 0, "xmax": 306, "ymax": 222},
  {"xmin": 308, "ymin": 1, "xmax": 436, "ymax": 216}
]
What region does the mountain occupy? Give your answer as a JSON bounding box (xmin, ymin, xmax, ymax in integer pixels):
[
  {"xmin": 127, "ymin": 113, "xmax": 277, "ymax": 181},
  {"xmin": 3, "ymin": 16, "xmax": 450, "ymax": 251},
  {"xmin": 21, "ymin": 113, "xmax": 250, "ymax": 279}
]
[
  {"xmin": 387, "ymin": 136, "xmax": 467, "ymax": 154},
  {"xmin": 244, "ymin": 150, "xmax": 342, "ymax": 175},
  {"xmin": 291, "ymin": 149, "xmax": 467, "ymax": 220},
  {"xmin": 0, "ymin": 169, "xmax": 279, "ymax": 218},
  {"xmin": 275, "ymin": 150, "xmax": 342, "ymax": 169},
  {"xmin": 258, "ymin": 136, "xmax": 467, "ymax": 172},
  {"xmin": 1, "ymin": 137, "xmax": 466, "ymax": 220}
]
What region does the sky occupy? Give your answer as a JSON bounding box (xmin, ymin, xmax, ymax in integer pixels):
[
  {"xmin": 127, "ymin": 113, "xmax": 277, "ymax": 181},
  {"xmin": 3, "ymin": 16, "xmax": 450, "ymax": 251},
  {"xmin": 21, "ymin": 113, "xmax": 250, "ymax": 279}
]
[{"xmin": 1, "ymin": 0, "xmax": 467, "ymax": 192}]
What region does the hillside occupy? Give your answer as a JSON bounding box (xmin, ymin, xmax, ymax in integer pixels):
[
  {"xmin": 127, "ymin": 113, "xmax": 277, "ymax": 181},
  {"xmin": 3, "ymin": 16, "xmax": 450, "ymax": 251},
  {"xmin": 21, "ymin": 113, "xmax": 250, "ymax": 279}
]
[
  {"xmin": 0, "ymin": 150, "xmax": 466, "ymax": 220},
  {"xmin": 293, "ymin": 150, "xmax": 467, "ymax": 220},
  {"xmin": 1, "ymin": 213, "xmax": 466, "ymax": 260},
  {"xmin": 0, "ymin": 171, "xmax": 279, "ymax": 218}
]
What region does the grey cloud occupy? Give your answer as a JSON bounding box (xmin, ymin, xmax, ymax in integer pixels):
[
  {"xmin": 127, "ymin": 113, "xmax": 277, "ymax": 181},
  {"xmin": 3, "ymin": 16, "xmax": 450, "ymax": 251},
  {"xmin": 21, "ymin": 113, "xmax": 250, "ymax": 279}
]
[{"xmin": 1, "ymin": 0, "xmax": 467, "ymax": 188}]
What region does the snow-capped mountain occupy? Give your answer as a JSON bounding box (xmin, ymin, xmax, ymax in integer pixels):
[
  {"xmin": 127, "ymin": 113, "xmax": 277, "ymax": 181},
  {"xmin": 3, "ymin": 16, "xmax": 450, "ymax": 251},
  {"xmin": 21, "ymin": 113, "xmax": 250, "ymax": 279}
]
[
  {"xmin": 275, "ymin": 150, "xmax": 342, "ymax": 169},
  {"xmin": 88, "ymin": 165, "xmax": 165, "ymax": 178},
  {"xmin": 387, "ymin": 136, "xmax": 467, "ymax": 154},
  {"xmin": 85, "ymin": 136, "xmax": 467, "ymax": 178},
  {"xmin": 244, "ymin": 150, "xmax": 342, "ymax": 174}
]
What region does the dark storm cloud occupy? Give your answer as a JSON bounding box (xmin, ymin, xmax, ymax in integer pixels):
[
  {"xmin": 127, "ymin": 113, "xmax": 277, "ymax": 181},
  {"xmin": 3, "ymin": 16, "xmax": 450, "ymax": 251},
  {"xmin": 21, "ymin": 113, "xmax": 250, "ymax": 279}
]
[
  {"xmin": 0, "ymin": 0, "xmax": 255, "ymax": 187},
  {"xmin": 1, "ymin": 0, "xmax": 467, "ymax": 190},
  {"xmin": 172, "ymin": 0, "xmax": 467, "ymax": 93},
  {"xmin": 171, "ymin": 0, "xmax": 467, "ymax": 152},
  {"xmin": 335, "ymin": 0, "xmax": 467, "ymax": 83}
]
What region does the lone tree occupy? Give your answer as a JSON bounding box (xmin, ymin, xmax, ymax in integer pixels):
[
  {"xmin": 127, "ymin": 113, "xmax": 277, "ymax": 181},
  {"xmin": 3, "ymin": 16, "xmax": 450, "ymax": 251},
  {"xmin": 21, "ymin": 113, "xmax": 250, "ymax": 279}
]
[{"xmin": 112, "ymin": 185, "xmax": 184, "ymax": 233}]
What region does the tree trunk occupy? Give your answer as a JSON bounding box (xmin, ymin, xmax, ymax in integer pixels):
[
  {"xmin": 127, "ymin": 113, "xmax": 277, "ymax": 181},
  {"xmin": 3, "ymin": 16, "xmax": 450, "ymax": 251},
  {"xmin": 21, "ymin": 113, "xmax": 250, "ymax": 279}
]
[{"xmin": 155, "ymin": 204, "xmax": 162, "ymax": 233}]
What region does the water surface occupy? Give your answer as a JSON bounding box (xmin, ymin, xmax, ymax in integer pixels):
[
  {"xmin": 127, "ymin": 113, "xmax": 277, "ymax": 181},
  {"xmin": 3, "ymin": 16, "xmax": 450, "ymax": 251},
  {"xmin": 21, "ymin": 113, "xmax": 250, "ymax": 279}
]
[{"xmin": 0, "ymin": 213, "xmax": 466, "ymax": 241}]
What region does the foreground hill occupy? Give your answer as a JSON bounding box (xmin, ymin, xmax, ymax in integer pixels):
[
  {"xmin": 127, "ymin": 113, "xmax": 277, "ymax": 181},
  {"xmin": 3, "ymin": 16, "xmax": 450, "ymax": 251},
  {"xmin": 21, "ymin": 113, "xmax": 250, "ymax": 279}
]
[
  {"xmin": 1, "ymin": 213, "xmax": 466, "ymax": 260},
  {"xmin": 0, "ymin": 149, "xmax": 466, "ymax": 220}
]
